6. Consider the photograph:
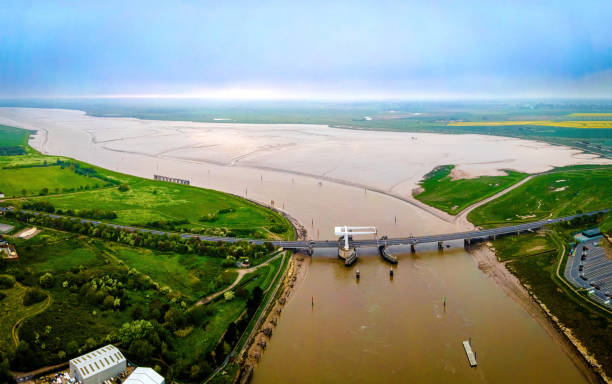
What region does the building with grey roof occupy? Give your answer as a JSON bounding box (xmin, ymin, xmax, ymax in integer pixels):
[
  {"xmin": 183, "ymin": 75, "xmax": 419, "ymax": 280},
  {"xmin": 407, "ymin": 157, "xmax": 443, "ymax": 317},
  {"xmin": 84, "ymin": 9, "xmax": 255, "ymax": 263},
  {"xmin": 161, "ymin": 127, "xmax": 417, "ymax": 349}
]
[{"xmin": 69, "ymin": 344, "xmax": 126, "ymax": 384}]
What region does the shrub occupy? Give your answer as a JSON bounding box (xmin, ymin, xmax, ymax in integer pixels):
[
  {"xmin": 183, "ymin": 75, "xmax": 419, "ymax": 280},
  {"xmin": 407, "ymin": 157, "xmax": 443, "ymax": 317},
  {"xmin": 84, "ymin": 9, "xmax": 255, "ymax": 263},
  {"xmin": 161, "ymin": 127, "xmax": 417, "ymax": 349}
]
[
  {"xmin": 0, "ymin": 274, "xmax": 15, "ymax": 289},
  {"xmin": 118, "ymin": 184, "xmax": 129, "ymax": 192},
  {"xmin": 39, "ymin": 273, "xmax": 54, "ymax": 288},
  {"xmin": 23, "ymin": 288, "xmax": 47, "ymax": 306}
]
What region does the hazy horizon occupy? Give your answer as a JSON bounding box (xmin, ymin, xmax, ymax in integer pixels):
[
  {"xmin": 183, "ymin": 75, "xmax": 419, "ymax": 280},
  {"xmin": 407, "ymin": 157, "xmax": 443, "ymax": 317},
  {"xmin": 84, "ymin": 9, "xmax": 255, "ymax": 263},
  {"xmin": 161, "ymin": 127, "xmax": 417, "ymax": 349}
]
[{"xmin": 1, "ymin": 0, "xmax": 612, "ymax": 100}]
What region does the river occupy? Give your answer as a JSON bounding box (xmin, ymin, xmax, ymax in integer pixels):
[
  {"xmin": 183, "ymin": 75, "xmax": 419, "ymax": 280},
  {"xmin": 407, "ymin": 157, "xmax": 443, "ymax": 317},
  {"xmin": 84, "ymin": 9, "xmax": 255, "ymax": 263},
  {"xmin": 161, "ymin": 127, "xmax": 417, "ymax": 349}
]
[{"xmin": 1, "ymin": 107, "xmax": 606, "ymax": 383}]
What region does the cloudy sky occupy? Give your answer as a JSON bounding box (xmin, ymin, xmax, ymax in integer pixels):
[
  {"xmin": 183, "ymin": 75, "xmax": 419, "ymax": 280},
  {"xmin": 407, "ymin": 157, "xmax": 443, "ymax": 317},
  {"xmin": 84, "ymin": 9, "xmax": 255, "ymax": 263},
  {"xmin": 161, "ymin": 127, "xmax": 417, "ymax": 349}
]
[{"xmin": 1, "ymin": 0, "xmax": 611, "ymax": 99}]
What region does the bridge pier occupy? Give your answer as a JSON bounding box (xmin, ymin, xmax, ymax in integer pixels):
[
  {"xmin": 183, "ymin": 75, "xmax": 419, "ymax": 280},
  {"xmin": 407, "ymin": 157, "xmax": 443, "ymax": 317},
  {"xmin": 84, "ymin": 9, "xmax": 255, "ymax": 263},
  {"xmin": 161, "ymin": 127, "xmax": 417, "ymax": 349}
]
[
  {"xmin": 438, "ymin": 241, "xmax": 444, "ymax": 250},
  {"xmin": 464, "ymin": 238, "xmax": 471, "ymax": 247},
  {"xmin": 410, "ymin": 244, "xmax": 416, "ymax": 253},
  {"xmin": 492, "ymin": 234, "xmax": 496, "ymax": 241}
]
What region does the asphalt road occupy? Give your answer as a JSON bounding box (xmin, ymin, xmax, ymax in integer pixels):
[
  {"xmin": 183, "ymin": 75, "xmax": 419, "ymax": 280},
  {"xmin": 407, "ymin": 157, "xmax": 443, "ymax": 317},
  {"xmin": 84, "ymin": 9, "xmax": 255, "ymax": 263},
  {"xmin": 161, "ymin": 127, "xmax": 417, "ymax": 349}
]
[{"xmin": 2, "ymin": 207, "xmax": 607, "ymax": 251}]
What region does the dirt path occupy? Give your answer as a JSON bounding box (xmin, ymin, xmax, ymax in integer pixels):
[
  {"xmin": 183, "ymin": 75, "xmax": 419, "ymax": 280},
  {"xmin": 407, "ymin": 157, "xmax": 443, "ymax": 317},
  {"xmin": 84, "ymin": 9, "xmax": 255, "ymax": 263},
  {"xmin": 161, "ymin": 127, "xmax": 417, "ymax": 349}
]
[
  {"xmin": 470, "ymin": 244, "xmax": 603, "ymax": 384},
  {"xmin": 453, "ymin": 175, "xmax": 535, "ymax": 230},
  {"xmin": 196, "ymin": 252, "xmax": 284, "ymax": 306}
]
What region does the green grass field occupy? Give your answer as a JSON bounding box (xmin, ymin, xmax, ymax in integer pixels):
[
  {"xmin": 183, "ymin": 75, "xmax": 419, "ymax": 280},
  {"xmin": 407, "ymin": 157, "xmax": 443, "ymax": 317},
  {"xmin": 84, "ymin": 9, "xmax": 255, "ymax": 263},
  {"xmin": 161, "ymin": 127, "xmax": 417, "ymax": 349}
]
[
  {"xmin": 106, "ymin": 243, "xmax": 233, "ymax": 302},
  {"xmin": 0, "ymin": 125, "xmax": 294, "ymax": 240},
  {"xmin": 0, "ymin": 165, "xmax": 104, "ymax": 197},
  {"xmin": 174, "ymin": 255, "xmax": 285, "ymax": 364},
  {"xmin": 28, "ymin": 178, "xmax": 293, "ymax": 239},
  {"xmin": 0, "ymin": 125, "xmax": 31, "ymax": 147},
  {"xmin": 0, "ymin": 282, "xmax": 50, "ymax": 353},
  {"xmin": 413, "ymin": 165, "xmax": 527, "ymax": 215},
  {"xmin": 467, "ymin": 166, "xmax": 612, "ymax": 230}
]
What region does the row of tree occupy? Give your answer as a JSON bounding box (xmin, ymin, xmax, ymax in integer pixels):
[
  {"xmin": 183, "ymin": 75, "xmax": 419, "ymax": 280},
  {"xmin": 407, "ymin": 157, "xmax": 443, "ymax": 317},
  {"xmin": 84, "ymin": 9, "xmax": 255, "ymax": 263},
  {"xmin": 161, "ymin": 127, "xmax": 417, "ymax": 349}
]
[{"xmin": 6, "ymin": 209, "xmax": 276, "ymax": 259}]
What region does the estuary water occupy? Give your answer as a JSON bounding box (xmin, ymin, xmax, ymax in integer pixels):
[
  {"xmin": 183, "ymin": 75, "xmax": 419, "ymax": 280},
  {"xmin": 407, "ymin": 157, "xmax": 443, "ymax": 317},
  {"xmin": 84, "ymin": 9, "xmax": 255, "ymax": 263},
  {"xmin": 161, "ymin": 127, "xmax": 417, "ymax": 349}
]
[{"xmin": 0, "ymin": 107, "xmax": 603, "ymax": 383}]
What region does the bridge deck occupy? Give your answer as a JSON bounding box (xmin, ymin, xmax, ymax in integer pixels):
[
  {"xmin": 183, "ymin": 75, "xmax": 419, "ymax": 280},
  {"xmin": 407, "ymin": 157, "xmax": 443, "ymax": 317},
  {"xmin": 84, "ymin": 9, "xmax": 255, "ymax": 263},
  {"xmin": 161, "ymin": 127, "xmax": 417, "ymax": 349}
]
[{"xmin": 3, "ymin": 207, "xmax": 607, "ymax": 251}]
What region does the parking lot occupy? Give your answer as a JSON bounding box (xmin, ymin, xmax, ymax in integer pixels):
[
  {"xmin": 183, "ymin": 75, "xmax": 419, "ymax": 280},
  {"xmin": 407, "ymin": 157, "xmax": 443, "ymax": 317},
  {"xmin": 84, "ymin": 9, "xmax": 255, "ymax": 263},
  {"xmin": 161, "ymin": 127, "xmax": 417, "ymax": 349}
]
[{"xmin": 565, "ymin": 237, "xmax": 612, "ymax": 306}]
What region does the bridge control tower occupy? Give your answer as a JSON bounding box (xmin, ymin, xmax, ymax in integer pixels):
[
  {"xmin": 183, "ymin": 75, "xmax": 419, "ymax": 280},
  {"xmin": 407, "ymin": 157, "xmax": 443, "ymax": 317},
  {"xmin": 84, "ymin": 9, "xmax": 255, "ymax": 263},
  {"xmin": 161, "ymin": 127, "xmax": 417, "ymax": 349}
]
[{"xmin": 334, "ymin": 226, "xmax": 377, "ymax": 266}]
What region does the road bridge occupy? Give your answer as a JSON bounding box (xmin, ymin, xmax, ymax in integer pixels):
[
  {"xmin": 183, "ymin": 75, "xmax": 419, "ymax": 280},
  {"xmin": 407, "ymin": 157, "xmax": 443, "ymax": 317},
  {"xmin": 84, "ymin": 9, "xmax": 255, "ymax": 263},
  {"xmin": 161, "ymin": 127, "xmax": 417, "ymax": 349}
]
[{"xmin": 1, "ymin": 207, "xmax": 607, "ymax": 256}]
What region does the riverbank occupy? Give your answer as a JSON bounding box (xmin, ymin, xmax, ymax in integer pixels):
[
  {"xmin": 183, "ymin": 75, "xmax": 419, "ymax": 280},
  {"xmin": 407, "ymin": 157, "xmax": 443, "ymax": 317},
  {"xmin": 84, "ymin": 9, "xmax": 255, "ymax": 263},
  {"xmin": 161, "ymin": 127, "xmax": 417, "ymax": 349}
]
[
  {"xmin": 238, "ymin": 251, "xmax": 310, "ymax": 381},
  {"xmin": 470, "ymin": 244, "xmax": 607, "ymax": 383}
]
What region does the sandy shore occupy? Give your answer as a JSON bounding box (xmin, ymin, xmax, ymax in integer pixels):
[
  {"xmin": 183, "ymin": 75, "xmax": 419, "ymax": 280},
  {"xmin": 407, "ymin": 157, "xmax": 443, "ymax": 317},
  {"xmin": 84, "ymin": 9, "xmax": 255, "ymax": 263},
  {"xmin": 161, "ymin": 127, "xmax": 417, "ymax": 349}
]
[{"xmin": 470, "ymin": 244, "xmax": 606, "ymax": 384}]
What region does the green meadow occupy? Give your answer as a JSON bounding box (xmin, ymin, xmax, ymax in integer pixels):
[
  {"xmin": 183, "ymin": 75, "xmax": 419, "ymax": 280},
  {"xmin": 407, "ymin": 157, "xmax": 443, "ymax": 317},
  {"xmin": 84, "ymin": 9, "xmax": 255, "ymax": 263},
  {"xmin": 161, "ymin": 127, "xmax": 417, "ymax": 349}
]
[
  {"xmin": 468, "ymin": 165, "xmax": 612, "ymax": 230},
  {"xmin": 413, "ymin": 165, "xmax": 527, "ymax": 215}
]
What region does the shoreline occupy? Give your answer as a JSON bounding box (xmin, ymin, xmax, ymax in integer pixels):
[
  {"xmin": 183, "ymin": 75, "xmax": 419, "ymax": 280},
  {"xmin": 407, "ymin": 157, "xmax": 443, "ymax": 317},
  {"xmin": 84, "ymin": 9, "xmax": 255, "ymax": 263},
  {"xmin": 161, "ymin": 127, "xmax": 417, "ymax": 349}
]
[
  {"xmin": 470, "ymin": 244, "xmax": 607, "ymax": 384},
  {"xmin": 237, "ymin": 251, "xmax": 310, "ymax": 382}
]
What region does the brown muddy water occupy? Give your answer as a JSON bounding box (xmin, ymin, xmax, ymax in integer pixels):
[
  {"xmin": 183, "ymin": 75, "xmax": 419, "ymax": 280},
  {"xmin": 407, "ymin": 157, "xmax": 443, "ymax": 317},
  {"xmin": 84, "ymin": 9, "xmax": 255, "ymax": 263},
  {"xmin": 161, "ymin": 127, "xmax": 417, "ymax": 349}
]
[
  {"xmin": 251, "ymin": 246, "xmax": 587, "ymax": 384},
  {"xmin": 0, "ymin": 107, "xmax": 597, "ymax": 383}
]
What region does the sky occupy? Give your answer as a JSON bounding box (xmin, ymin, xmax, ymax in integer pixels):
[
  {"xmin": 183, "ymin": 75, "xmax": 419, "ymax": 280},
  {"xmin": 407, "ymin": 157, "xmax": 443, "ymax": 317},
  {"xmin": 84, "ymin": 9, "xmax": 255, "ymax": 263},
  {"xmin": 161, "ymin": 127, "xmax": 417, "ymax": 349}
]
[{"xmin": 1, "ymin": 0, "xmax": 611, "ymax": 100}]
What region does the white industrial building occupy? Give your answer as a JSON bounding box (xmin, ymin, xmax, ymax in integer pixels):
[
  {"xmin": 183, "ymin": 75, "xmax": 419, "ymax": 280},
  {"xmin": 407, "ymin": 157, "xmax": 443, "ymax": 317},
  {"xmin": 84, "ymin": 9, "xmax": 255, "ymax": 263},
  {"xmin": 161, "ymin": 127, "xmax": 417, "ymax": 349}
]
[
  {"xmin": 69, "ymin": 344, "xmax": 126, "ymax": 384},
  {"xmin": 124, "ymin": 367, "xmax": 165, "ymax": 384}
]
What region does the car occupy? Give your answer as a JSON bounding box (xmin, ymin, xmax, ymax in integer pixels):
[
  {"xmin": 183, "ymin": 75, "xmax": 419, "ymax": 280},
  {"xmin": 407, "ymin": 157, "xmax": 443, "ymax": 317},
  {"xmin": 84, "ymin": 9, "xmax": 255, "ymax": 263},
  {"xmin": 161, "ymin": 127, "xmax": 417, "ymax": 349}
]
[{"xmin": 579, "ymin": 265, "xmax": 583, "ymax": 271}]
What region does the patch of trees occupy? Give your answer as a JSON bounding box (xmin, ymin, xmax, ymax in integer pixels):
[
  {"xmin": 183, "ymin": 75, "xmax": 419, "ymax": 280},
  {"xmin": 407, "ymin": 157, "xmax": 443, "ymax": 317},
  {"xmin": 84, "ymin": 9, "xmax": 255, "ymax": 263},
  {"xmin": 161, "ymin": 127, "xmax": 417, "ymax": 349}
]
[
  {"xmin": 8, "ymin": 210, "xmax": 277, "ymax": 260},
  {"xmin": 0, "ymin": 274, "xmax": 15, "ymax": 289},
  {"xmin": 57, "ymin": 208, "xmax": 118, "ymax": 220},
  {"xmin": 199, "ymin": 207, "xmax": 235, "ymax": 223},
  {"xmin": 23, "ymin": 287, "xmax": 47, "ymax": 306},
  {"xmin": 559, "ymin": 211, "xmax": 605, "ymax": 229},
  {"xmin": 22, "ymin": 200, "xmax": 55, "ymax": 213},
  {"xmin": 0, "ymin": 146, "xmax": 26, "ymax": 156},
  {"xmin": 142, "ymin": 219, "xmax": 188, "ymax": 231}
]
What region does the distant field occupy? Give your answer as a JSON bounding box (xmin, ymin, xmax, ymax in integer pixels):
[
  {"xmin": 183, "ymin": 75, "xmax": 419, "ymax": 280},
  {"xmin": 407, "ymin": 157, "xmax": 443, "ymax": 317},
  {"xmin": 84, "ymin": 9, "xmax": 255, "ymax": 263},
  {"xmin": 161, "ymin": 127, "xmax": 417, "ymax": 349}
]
[
  {"xmin": 568, "ymin": 113, "xmax": 612, "ymax": 117},
  {"xmin": 0, "ymin": 125, "xmax": 30, "ymax": 147},
  {"xmin": 413, "ymin": 165, "xmax": 527, "ymax": 215},
  {"xmin": 468, "ymin": 166, "xmax": 612, "ymax": 231},
  {"xmin": 448, "ymin": 121, "xmax": 612, "ymax": 129},
  {"xmin": 0, "ymin": 165, "xmax": 103, "ymax": 197}
]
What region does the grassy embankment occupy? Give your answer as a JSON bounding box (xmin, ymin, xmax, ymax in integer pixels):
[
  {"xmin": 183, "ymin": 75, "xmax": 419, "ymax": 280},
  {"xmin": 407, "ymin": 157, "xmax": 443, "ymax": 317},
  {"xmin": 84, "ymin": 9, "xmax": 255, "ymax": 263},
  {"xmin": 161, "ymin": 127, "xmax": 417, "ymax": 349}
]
[
  {"xmin": 413, "ymin": 165, "xmax": 527, "ymax": 215},
  {"xmin": 0, "ymin": 124, "xmax": 295, "ymax": 382},
  {"xmin": 0, "ymin": 125, "xmax": 294, "ymax": 240},
  {"xmin": 459, "ymin": 166, "xmax": 612, "ymax": 378},
  {"xmin": 468, "ymin": 165, "xmax": 612, "ymax": 231}
]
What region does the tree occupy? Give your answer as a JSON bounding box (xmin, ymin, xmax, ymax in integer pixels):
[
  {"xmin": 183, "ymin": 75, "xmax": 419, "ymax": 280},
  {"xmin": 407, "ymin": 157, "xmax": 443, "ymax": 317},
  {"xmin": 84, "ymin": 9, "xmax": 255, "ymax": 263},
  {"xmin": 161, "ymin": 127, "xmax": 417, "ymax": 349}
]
[
  {"xmin": 39, "ymin": 272, "xmax": 54, "ymax": 288},
  {"xmin": 119, "ymin": 320, "xmax": 154, "ymax": 344},
  {"xmin": 223, "ymin": 291, "xmax": 235, "ymax": 301},
  {"xmin": 103, "ymin": 295, "xmax": 115, "ymax": 310},
  {"xmin": 129, "ymin": 340, "xmax": 154, "ymax": 364},
  {"xmin": 118, "ymin": 184, "xmax": 129, "ymax": 192}
]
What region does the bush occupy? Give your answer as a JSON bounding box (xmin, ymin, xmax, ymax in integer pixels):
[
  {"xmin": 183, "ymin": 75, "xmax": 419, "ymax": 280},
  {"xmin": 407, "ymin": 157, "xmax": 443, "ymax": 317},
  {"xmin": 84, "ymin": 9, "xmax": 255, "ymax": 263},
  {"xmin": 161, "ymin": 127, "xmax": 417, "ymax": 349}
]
[
  {"xmin": 0, "ymin": 274, "xmax": 15, "ymax": 289},
  {"xmin": 23, "ymin": 288, "xmax": 47, "ymax": 306},
  {"xmin": 118, "ymin": 184, "xmax": 129, "ymax": 192},
  {"xmin": 39, "ymin": 273, "xmax": 54, "ymax": 288}
]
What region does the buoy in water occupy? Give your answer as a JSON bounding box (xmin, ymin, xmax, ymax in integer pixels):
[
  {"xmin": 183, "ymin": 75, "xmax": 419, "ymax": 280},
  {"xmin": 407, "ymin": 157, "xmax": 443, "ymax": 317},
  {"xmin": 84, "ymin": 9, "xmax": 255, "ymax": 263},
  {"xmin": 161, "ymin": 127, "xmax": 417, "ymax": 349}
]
[{"xmin": 356, "ymin": 270, "xmax": 360, "ymax": 279}]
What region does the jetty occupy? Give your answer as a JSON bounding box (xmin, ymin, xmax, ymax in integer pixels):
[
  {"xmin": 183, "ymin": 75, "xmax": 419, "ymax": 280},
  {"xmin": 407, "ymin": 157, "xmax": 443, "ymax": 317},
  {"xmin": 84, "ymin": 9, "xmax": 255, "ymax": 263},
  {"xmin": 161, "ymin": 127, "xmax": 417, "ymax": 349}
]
[{"xmin": 462, "ymin": 340, "xmax": 477, "ymax": 367}]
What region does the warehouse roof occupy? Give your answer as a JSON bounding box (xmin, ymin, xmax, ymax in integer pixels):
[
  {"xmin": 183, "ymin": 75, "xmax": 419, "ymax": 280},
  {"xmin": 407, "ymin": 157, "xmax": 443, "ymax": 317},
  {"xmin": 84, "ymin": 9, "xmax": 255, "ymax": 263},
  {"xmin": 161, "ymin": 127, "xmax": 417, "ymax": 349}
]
[
  {"xmin": 124, "ymin": 367, "xmax": 164, "ymax": 384},
  {"xmin": 582, "ymin": 228, "xmax": 602, "ymax": 238},
  {"xmin": 70, "ymin": 344, "xmax": 125, "ymax": 379}
]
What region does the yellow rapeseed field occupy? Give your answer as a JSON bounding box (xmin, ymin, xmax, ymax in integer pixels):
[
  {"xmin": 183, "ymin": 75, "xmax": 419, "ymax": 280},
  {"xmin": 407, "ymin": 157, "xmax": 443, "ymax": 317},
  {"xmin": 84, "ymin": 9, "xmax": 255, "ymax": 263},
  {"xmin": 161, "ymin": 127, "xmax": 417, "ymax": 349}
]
[{"xmin": 448, "ymin": 120, "xmax": 612, "ymax": 129}]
